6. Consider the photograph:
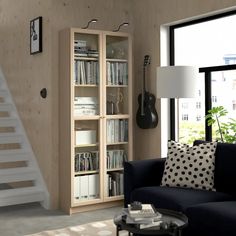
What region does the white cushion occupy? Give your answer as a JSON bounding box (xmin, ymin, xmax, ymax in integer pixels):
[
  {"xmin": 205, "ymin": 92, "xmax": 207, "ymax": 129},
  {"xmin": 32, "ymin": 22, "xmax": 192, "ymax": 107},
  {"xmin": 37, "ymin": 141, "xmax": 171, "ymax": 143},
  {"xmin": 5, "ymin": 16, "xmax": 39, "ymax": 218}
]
[{"xmin": 161, "ymin": 140, "xmax": 217, "ymax": 191}]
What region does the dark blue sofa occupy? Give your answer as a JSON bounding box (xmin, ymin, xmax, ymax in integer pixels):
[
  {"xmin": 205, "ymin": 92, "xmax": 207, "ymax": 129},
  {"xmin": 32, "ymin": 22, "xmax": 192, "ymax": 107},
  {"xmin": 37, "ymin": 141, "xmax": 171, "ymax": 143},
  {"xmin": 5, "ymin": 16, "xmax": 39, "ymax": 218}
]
[{"xmin": 124, "ymin": 142, "xmax": 236, "ymax": 236}]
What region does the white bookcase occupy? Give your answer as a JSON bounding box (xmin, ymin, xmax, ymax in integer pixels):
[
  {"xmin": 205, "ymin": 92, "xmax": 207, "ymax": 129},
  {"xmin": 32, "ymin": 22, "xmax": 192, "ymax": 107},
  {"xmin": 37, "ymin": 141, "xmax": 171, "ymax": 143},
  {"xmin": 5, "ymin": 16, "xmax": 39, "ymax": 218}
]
[{"xmin": 59, "ymin": 28, "xmax": 133, "ymax": 214}]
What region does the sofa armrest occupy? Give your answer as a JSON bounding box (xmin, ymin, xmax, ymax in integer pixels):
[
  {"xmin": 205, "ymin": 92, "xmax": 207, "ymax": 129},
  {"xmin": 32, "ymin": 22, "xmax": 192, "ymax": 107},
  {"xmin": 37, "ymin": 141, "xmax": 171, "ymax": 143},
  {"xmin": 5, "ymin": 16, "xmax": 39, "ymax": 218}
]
[{"xmin": 124, "ymin": 158, "xmax": 166, "ymax": 207}]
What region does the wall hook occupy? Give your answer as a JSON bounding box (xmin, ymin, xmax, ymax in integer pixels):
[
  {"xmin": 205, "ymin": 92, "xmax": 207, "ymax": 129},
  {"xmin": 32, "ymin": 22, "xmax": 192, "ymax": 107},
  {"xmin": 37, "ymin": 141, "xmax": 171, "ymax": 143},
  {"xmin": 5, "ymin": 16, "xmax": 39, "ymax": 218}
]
[{"xmin": 40, "ymin": 88, "xmax": 47, "ymax": 98}]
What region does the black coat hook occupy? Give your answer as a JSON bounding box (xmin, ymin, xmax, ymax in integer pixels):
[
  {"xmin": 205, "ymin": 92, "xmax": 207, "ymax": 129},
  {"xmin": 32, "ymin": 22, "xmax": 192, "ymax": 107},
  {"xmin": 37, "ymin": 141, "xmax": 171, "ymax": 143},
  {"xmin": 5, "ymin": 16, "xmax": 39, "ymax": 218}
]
[{"xmin": 40, "ymin": 88, "xmax": 47, "ymax": 98}]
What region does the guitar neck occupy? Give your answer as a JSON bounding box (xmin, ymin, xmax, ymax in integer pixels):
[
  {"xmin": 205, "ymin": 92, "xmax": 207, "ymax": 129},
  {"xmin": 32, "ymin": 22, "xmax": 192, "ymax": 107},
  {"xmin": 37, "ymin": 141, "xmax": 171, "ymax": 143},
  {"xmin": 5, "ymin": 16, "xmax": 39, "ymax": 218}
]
[
  {"xmin": 142, "ymin": 65, "xmax": 146, "ymax": 93},
  {"xmin": 141, "ymin": 65, "xmax": 146, "ymax": 115}
]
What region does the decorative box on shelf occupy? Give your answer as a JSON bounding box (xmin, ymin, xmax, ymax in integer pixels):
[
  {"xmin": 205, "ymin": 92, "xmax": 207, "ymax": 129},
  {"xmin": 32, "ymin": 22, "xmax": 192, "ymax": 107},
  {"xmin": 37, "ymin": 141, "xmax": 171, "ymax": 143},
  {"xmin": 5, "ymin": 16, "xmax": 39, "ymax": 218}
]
[{"xmin": 75, "ymin": 129, "xmax": 96, "ymax": 145}]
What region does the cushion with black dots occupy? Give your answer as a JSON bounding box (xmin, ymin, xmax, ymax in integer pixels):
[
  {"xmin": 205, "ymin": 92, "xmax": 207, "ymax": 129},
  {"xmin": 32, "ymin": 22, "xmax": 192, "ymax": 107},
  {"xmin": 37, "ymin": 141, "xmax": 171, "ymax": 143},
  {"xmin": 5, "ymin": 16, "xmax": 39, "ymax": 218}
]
[{"xmin": 161, "ymin": 140, "xmax": 217, "ymax": 191}]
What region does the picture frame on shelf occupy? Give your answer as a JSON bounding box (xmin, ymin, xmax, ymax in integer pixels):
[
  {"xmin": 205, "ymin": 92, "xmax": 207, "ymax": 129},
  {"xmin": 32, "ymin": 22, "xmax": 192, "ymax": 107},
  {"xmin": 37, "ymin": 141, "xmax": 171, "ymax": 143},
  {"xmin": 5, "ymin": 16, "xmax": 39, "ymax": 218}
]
[{"xmin": 30, "ymin": 16, "xmax": 42, "ymax": 54}]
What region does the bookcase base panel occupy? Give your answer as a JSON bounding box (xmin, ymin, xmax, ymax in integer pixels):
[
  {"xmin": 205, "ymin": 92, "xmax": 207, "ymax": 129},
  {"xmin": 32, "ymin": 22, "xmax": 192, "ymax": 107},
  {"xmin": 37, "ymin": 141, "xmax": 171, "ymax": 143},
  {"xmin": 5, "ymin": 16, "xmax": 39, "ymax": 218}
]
[{"xmin": 69, "ymin": 200, "xmax": 123, "ymax": 215}]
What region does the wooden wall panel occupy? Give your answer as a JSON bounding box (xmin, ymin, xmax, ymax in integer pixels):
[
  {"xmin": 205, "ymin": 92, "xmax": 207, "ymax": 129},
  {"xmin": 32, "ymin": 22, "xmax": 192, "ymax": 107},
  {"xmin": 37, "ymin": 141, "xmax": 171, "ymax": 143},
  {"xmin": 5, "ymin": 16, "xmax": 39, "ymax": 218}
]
[
  {"xmin": 0, "ymin": 0, "xmax": 236, "ymax": 209},
  {"xmin": 0, "ymin": 0, "xmax": 132, "ymax": 209},
  {"xmin": 131, "ymin": 0, "xmax": 236, "ymax": 160}
]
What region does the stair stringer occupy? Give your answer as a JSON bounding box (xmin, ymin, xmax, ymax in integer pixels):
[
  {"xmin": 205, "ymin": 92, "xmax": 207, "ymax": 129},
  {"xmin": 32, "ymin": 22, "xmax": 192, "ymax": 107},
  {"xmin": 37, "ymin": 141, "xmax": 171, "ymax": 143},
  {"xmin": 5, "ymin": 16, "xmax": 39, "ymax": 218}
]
[{"xmin": 0, "ymin": 68, "xmax": 50, "ymax": 209}]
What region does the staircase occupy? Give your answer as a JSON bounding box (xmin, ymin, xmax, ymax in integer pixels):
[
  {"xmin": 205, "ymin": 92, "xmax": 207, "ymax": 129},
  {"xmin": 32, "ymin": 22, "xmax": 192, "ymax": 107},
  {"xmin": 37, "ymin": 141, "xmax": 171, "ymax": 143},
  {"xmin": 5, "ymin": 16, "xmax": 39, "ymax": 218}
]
[{"xmin": 0, "ymin": 68, "xmax": 50, "ymax": 209}]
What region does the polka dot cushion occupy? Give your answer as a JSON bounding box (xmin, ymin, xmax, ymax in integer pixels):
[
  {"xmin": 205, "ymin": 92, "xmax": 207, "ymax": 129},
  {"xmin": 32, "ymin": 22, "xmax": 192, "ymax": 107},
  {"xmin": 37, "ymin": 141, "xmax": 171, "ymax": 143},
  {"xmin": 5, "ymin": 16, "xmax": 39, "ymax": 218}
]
[{"xmin": 161, "ymin": 140, "xmax": 217, "ymax": 191}]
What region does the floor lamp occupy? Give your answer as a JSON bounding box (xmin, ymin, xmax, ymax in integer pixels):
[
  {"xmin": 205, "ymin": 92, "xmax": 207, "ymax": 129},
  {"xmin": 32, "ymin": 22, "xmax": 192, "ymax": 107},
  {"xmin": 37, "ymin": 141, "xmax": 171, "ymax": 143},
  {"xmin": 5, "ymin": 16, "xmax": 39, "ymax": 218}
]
[{"xmin": 156, "ymin": 66, "xmax": 198, "ymax": 141}]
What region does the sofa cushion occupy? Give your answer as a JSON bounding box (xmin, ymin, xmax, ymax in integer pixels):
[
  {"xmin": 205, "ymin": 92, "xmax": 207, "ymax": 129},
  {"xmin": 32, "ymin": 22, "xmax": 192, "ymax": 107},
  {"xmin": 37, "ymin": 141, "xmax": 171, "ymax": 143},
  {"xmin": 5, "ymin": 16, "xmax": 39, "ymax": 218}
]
[
  {"xmin": 130, "ymin": 186, "xmax": 233, "ymax": 212},
  {"xmin": 186, "ymin": 201, "xmax": 236, "ymax": 236},
  {"xmin": 194, "ymin": 141, "xmax": 236, "ymax": 196},
  {"xmin": 161, "ymin": 140, "xmax": 217, "ymax": 191}
]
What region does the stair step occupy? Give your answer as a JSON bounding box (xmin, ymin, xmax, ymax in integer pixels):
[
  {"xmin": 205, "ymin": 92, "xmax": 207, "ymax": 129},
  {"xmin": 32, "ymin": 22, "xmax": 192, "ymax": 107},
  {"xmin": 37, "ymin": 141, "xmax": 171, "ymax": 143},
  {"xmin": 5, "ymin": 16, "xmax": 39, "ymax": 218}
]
[
  {"xmin": 0, "ymin": 149, "xmax": 30, "ymax": 163},
  {"xmin": 0, "ymin": 69, "xmax": 48, "ymax": 208},
  {"xmin": 0, "ymin": 167, "xmax": 37, "ymax": 184},
  {"xmin": 0, "ymin": 186, "xmax": 44, "ymax": 207},
  {"xmin": 0, "ymin": 89, "xmax": 8, "ymax": 98},
  {"xmin": 0, "ymin": 133, "xmax": 22, "ymax": 144},
  {"xmin": 0, "ymin": 117, "xmax": 17, "ymax": 127},
  {"xmin": 0, "ymin": 103, "xmax": 13, "ymax": 112}
]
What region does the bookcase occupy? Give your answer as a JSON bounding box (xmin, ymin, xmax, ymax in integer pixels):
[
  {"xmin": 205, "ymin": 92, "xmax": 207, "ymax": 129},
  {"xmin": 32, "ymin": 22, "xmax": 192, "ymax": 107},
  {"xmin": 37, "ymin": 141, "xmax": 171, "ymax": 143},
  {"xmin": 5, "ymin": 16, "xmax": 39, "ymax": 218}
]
[{"xmin": 59, "ymin": 28, "xmax": 133, "ymax": 214}]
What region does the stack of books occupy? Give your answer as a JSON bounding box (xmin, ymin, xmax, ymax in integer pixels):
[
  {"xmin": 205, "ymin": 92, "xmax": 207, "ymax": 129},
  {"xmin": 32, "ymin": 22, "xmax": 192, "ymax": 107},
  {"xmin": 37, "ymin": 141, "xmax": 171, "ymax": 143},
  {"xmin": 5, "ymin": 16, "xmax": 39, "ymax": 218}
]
[
  {"xmin": 74, "ymin": 97, "xmax": 98, "ymax": 116},
  {"xmin": 124, "ymin": 204, "xmax": 162, "ymax": 229},
  {"xmin": 74, "ymin": 40, "xmax": 99, "ymax": 58}
]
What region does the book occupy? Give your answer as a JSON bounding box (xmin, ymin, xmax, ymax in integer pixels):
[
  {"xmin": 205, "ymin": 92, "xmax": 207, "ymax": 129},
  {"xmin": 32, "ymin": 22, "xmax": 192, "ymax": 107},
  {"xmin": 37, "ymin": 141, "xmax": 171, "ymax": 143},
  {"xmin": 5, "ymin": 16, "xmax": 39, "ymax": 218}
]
[
  {"xmin": 88, "ymin": 174, "xmax": 98, "ymax": 199},
  {"xmin": 138, "ymin": 220, "xmax": 162, "ymax": 229},
  {"xmin": 125, "ymin": 214, "xmax": 160, "ymax": 224},
  {"xmin": 128, "ymin": 204, "xmax": 159, "ymax": 218},
  {"xmin": 74, "ymin": 176, "xmax": 81, "ymax": 199},
  {"xmin": 122, "ymin": 208, "xmax": 162, "ymax": 225},
  {"xmin": 80, "ymin": 175, "xmax": 89, "ymax": 199}
]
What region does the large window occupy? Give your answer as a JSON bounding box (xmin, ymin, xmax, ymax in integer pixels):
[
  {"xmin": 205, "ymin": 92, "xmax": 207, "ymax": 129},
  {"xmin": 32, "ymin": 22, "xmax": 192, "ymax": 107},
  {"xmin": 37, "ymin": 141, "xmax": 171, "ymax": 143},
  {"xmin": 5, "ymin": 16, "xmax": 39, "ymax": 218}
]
[{"xmin": 170, "ymin": 10, "xmax": 236, "ymax": 143}]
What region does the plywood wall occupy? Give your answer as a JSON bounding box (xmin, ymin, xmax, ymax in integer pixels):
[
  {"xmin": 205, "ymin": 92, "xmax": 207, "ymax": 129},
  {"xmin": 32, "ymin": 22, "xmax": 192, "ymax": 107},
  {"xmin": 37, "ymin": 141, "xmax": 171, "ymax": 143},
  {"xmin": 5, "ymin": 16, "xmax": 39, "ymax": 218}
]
[
  {"xmin": 0, "ymin": 0, "xmax": 236, "ymax": 209},
  {"xmin": 132, "ymin": 0, "xmax": 236, "ymax": 160},
  {"xmin": 0, "ymin": 0, "xmax": 132, "ymax": 209}
]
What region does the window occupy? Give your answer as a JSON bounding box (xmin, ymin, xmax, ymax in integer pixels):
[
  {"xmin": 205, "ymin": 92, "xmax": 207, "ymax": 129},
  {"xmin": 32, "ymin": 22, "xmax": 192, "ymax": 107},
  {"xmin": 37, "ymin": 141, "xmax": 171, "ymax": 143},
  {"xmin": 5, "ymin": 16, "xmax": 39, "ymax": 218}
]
[
  {"xmin": 233, "ymin": 100, "xmax": 236, "ymax": 110},
  {"xmin": 196, "ymin": 115, "xmax": 201, "ymax": 121},
  {"xmin": 196, "ymin": 102, "xmax": 201, "ymax": 109},
  {"xmin": 182, "ymin": 103, "xmax": 188, "ymax": 109},
  {"xmin": 232, "ymin": 80, "xmax": 236, "ymax": 90},
  {"xmin": 170, "ymin": 10, "xmax": 236, "ymax": 143},
  {"xmin": 182, "ymin": 114, "xmax": 188, "ymax": 121},
  {"xmin": 212, "ymin": 96, "xmax": 217, "ymax": 103}
]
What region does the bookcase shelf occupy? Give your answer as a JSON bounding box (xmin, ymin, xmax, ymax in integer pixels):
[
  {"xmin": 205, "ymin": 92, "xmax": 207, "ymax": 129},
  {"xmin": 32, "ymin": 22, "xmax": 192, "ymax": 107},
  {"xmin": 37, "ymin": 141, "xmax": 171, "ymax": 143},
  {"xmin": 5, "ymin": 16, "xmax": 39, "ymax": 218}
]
[
  {"xmin": 59, "ymin": 28, "xmax": 133, "ymax": 214},
  {"xmin": 106, "ymin": 58, "xmax": 128, "ymax": 63},
  {"xmin": 74, "ymin": 57, "xmax": 98, "ymax": 61},
  {"xmin": 74, "ymin": 84, "xmax": 98, "ymax": 88},
  {"xmin": 107, "ymin": 168, "xmax": 124, "ymax": 172},
  {"xmin": 74, "ymin": 143, "xmax": 99, "ymax": 148},
  {"xmin": 106, "ymin": 85, "xmax": 128, "ymax": 88},
  {"xmin": 106, "ymin": 142, "xmax": 128, "ymax": 146},
  {"xmin": 74, "ymin": 116, "xmax": 100, "ymax": 121},
  {"xmin": 75, "ymin": 170, "xmax": 99, "ymax": 175},
  {"xmin": 106, "ymin": 114, "xmax": 129, "ymax": 119}
]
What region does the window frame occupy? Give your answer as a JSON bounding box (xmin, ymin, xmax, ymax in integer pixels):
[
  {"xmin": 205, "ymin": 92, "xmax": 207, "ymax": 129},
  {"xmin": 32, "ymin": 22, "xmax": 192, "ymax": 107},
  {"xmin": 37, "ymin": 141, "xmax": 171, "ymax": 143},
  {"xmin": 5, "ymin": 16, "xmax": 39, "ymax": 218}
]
[{"xmin": 169, "ymin": 10, "xmax": 236, "ymax": 141}]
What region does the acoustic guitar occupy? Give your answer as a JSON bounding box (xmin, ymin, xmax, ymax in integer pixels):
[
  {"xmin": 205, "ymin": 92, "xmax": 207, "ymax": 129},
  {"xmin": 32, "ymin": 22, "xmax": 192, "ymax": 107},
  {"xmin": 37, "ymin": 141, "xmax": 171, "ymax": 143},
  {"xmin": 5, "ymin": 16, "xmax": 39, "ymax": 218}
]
[{"xmin": 136, "ymin": 55, "xmax": 158, "ymax": 129}]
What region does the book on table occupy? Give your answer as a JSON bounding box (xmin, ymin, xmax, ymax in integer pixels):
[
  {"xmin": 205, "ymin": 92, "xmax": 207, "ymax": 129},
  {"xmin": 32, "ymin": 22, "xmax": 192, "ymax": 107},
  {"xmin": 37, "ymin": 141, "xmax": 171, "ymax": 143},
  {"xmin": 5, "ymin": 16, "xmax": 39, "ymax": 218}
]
[
  {"xmin": 138, "ymin": 220, "xmax": 162, "ymax": 229},
  {"xmin": 128, "ymin": 204, "xmax": 160, "ymax": 218},
  {"xmin": 123, "ymin": 204, "xmax": 162, "ymax": 228}
]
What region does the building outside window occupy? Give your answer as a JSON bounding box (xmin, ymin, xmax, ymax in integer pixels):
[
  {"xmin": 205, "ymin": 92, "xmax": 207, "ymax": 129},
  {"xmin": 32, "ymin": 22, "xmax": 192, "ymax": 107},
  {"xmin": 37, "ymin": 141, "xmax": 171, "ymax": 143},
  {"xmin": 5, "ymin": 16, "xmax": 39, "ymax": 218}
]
[
  {"xmin": 196, "ymin": 102, "xmax": 201, "ymax": 109},
  {"xmin": 170, "ymin": 11, "xmax": 236, "ymax": 144},
  {"xmin": 182, "ymin": 114, "xmax": 188, "ymax": 121},
  {"xmin": 212, "ymin": 96, "xmax": 217, "ymax": 103},
  {"xmin": 182, "ymin": 103, "xmax": 188, "ymax": 109},
  {"xmin": 196, "ymin": 115, "xmax": 201, "ymax": 121}
]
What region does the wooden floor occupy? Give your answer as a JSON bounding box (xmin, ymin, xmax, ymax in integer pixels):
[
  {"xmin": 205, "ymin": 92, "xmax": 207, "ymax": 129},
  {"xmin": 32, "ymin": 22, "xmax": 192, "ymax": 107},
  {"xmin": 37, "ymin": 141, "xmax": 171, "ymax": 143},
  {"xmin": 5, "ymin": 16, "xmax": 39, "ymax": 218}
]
[{"xmin": 0, "ymin": 203, "xmax": 122, "ymax": 236}]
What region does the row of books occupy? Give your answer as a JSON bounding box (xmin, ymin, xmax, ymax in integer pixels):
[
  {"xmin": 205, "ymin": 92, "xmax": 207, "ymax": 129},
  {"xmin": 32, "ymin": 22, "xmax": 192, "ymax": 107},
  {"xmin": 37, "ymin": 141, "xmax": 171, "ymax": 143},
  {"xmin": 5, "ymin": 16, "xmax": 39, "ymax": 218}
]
[
  {"xmin": 106, "ymin": 62, "xmax": 128, "ymax": 85},
  {"xmin": 107, "ymin": 171, "xmax": 124, "ymax": 197},
  {"xmin": 74, "ymin": 174, "xmax": 99, "ymax": 200},
  {"xmin": 107, "ymin": 149, "xmax": 127, "ymax": 169},
  {"xmin": 106, "ymin": 119, "xmax": 128, "ymax": 143},
  {"xmin": 75, "ymin": 151, "xmax": 99, "ymax": 172},
  {"xmin": 74, "ymin": 60, "xmax": 99, "ymax": 85}
]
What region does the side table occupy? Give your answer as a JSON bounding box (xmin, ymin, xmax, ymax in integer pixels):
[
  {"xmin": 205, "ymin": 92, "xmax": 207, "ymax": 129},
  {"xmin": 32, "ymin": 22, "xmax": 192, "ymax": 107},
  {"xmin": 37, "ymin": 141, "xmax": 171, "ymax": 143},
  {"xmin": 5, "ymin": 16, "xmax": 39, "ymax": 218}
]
[{"xmin": 114, "ymin": 208, "xmax": 188, "ymax": 236}]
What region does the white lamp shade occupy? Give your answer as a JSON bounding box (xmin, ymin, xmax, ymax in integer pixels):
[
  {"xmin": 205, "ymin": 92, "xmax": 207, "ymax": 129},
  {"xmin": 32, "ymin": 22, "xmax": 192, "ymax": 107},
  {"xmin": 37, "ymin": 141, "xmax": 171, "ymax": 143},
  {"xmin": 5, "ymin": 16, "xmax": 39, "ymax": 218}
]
[{"xmin": 156, "ymin": 66, "xmax": 198, "ymax": 98}]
